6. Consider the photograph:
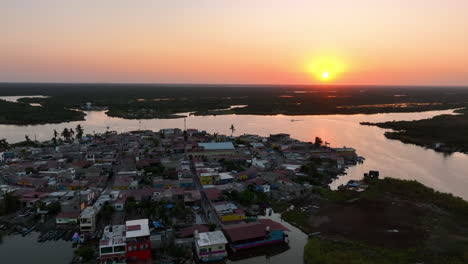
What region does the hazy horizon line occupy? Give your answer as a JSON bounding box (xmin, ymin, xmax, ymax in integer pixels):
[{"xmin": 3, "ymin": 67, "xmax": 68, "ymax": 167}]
[{"xmin": 1, "ymin": 81, "xmax": 468, "ymax": 89}]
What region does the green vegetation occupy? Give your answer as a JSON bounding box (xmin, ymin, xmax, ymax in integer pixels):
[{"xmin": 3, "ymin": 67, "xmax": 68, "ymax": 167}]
[
  {"xmin": 219, "ymin": 158, "xmax": 245, "ymax": 172},
  {"xmin": 75, "ymin": 246, "xmax": 95, "ymax": 261},
  {"xmin": 298, "ymin": 178, "xmax": 468, "ymax": 264},
  {"xmin": 282, "ymin": 210, "xmax": 313, "ymax": 233},
  {"xmin": 304, "ymin": 237, "xmax": 468, "ymax": 264},
  {"xmin": 0, "ymin": 192, "xmax": 21, "ymax": 216},
  {"xmin": 362, "ymin": 108, "xmax": 468, "ymax": 153},
  {"xmin": 223, "ymin": 187, "xmax": 268, "ymax": 207},
  {"xmin": 2, "ymin": 84, "xmax": 468, "ymax": 124},
  {"xmin": 0, "ymin": 99, "xmax": 84, "ymax": 125}
]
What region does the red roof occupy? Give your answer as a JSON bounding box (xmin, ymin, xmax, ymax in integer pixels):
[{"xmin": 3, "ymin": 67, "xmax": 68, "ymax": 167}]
[
  {"xmin": 204, "ymin": 188, "xmax": 221, "ymax": 200},
  {"xmin": 222, "ymin": 219, "xmax": 289, "ymax": 243},
  {"xmin": 56, "ymin": 211, "xmax": 80, "ymax": 219},
  {"xmin": 258, "ymin": 219, "xmax": 290, "ymax": 232},
  {"xmin": 127, "ymin": 225, "xmax": 141, "ymax": 231},
  {"xmin": 178, "ymin": 224, "xmax": 209, "ymax": 238},
  {"xmin": 222, "ymin": 222, "xmax": 267, "ymax": 242}
]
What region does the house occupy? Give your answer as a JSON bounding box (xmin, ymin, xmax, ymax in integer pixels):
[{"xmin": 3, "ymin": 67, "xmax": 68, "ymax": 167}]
[
  {"xmin": 213, "ymin": 202, "xmax": 246, "ymax": 223},
  {"xmin": 194, "ymin": 231, "xmax": 228, "ymax": 262},
  {"xmin": 99, "ymin": 225, "xmax": 127, "ymax": 264},
  {"xmin": 222, "ymin": 219, "xmax": 289, "ymax": 251},
  {"xmin": 80, "ymin": 206, "xmax": 98, "ymax": 232},
  {"xmin": 199, "ymin": 172, "xmax": 219, "ymax": 185},
  {"xmin": 125, "ymin": 219, "xmax": 152, "ymax": 262},
  {"xmin": 218, "ymin": 172, "xmax": 234, "ymax": 184},
  {"xmin": 56, "ymin": 211, "xmax": 80, "ymax": 225}
]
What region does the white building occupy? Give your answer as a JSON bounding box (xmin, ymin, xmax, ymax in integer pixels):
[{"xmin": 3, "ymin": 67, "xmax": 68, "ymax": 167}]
[
  {"xmin": 99, "ymin": 225, "xmax": 126, "ymax": 264},
  {"xmin": 194, "ymin": 231, "xmax": 228, "ymax": 262},
  {"xmin": 80, "ymin": 206, "xmax": 98, "ymax": 232}
]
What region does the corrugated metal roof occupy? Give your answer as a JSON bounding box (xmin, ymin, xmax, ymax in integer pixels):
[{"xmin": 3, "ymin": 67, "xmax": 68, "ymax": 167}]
[
  {"xmin": 199, "ymin": 142, "xmax": 235, "ymax": 150},
  {"xmin": 196, "ymin": 231, "xmax": 228, "ymax": 247}
]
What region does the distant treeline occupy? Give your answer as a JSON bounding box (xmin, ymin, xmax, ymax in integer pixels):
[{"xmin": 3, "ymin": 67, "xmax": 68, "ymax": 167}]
[
  {"xmin": 1, "ymin": 83, "xmax": 468, "ymax": 124},
  {"xmin": 362, "ymin": 108, "xmax": 468, "ymax": 153}
]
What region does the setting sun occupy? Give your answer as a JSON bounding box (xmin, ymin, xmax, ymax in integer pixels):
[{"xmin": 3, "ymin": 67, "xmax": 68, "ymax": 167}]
[{"xmin": 306, "ymin": 56, "xmax": 347, "ymax": 82}]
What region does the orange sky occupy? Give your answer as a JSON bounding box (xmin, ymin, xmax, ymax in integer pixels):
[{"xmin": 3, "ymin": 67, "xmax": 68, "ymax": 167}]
[{"xmin": 2, "ymin": 0, "xmax": 468, "ymax": 85}]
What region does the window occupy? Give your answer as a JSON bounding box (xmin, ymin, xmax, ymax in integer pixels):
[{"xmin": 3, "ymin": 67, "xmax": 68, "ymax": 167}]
[
  {"xmin": 200, "ymin": 248, "xmax": 207, "ymax": 253},
  {"xmin": 114, "ymin": 245, "xmax": 125, "ymax": 253},
  {"xmin": 218, "ymin": 246, "xmax": 223, "ymax": 250},
  {"xmin": 140, "ymin": 244, "xmax": 148, "ymax": 250},
  {"xmin": 127, "ymin": 245, "xmax": 137, "ymax": 252},
  {"xmin": 100, "ymin": 247, "xmax": 113, "ymax": 254}
]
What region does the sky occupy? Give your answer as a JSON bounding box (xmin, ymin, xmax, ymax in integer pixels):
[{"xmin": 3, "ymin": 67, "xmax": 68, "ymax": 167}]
[{"xmin": 1, "ymin": 0, "xmax": 468, "ymax": 85}]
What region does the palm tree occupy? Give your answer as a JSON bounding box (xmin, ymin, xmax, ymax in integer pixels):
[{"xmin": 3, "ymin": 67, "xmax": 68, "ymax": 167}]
[
  {"xmin": 69, "ymin": 128, "xmax": 75, "ymax": 140},
  {"xmin": 0, "ymin": 139, "xmax": 9, "ymax": 150},
  {"xmin": 76, "ymin": 124, "xmax": 84, "ymax": 139},
  {"xmin": 61, "ymin": 128, "xmax": 70, "ymax": 142},
  {"xmin": 229, "ymin": 124, "xmax": 236, "ymax": 137}
]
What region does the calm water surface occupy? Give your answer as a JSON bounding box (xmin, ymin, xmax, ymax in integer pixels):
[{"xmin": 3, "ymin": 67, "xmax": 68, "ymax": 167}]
[{"xmin": 0, "ymin": 232, "xmax": 74, "ymax": 264}]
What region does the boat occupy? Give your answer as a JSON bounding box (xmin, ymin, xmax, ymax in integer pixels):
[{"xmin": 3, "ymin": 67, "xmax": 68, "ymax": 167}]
[{"xmin": 21, "ymin": 225, "xmax": 36, "ymax": 237}]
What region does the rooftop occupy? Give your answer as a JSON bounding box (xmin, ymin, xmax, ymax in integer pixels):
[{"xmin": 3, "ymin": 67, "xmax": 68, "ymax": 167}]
[
  {"xmin": 125, "ymin": 219, "xmax": 150, "ymax": 238},
  {"xmin": 195, "ymin": 231, "xmax": 228, "ymax": 247},
  {"xmin": 198, "ymin": 142, "xmax": 235, "ymax": 150}
]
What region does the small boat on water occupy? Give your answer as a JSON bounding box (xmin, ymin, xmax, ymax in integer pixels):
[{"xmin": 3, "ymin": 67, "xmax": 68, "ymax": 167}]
[{"xmin": 21, "ymin": 225, "xmax": 36, "ymax": 237}]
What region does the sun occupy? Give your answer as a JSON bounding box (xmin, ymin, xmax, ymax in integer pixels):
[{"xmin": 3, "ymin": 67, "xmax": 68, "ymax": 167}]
[{"xmin": 306, "ymin": 56, "xmax": 347, "ymax": 82}]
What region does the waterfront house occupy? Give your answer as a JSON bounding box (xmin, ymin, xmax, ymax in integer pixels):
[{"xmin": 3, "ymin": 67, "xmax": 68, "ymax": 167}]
[
  {"xmin": 56, "ymin": 211, "xmax": 80, "ymax": 225},
  {"xmin": 194, "ymin": 231, "xmax": 228, "ymax": 262},
  {"xmin": 99, "ymin": 225, "xmax": 127, "ymax": 264},
  {"xmin": 222, "ymin": 220, "xmax": 289, "ymax": 251},
  {"xmin": 125, "ymin": 219, "xmax": 152, "ymax": 262},
  {"xmin": 80, "ymin": 206, "xmax": 98, "ymax": 232}
]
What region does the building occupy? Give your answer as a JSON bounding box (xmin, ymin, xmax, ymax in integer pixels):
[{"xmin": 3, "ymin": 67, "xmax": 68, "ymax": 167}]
[
  {"xmin": 80, "ymin": 206, "xmax": 98, "ymax": 232},
  {"xmin": 332, "ymin": 147, "xmax": 357, "ymax": 160},
  {"xmin": 99, "ymin": 225, "xmax": 127, "ymax": 264},
  {"xmin": 213, "ymin": 202, "xmax": 246, "ymax": 223},
  {"xmin": 194, "ymin": 231, "xmax": 228, "ymax": 262},
  {"xmin": 125, "ymin": 219, "xmax": 152, "ymax": 262},
  {"xmin": 222, "ymin": 219, "xmax": 289, "ymax": 251},
  {"xmin": 56, "ymin": 211, "xmax": 80, "ymax": 225},
  {"xmin": 199, "ymin": 172, "xmax": 219, "ymax": 185}
]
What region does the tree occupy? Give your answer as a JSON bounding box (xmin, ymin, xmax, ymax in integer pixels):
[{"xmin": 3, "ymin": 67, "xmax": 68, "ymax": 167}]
[
  {"xmin": 53, "ymin": 129, "xmax": 58, "ymax": 139},
  {"xmin": 230, "ymin": 124, "xmax": 236, "ymax": 137},
  {"xmin": 315, "ymin": 137, "xmax": 323, "ymax": 147},
  {"xmin": 0, "ymin": 139, "xmax": 9, "ymax": 150},
  {"xmin": 99, "ymin": 203, "xmax": 114, "ymax": 224},
  {"xmin": 25, "ymin": 135, "xmax": 31, "ymax": 143},
  {"xmin": 61, "ymin": 128, "xmax": 71, "ymax": 142},
  {"xmin": 69, "ymin": 128, "xmax": 75, "ymax": 140},
  {"xmin": 75, "ymin": 246, "xmax": 95, "ymax": 261},
  {"xmin": 0, "ymin": 192, "xmax": 21, "ymax": 215},
  {"xmin": 76, "ymin": 124, "xmax": 84, "ymax": 139}
]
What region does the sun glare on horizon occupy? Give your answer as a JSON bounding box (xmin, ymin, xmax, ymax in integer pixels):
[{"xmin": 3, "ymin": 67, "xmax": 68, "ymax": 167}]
[{"xmin": 307, "ymin": 56, "xmax": 347, "ymax": 83}]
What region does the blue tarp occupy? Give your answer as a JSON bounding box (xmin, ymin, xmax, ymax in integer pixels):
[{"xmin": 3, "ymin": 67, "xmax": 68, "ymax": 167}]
[{"xmin": 152, "ymin": 221, "xmax": 163, "ymax": 228}]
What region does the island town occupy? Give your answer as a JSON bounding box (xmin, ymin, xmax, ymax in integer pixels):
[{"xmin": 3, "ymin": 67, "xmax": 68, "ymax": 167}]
[{"xmin": 0, "ymin": 127, "xmax": 360, "ymax": 263}]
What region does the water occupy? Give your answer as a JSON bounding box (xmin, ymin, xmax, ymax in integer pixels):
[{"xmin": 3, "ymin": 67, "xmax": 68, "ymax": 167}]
[
  {"xmin": 0, "ymin": 95, "xmax": 48, "ymax": 106},
  {"xmin": 1, "ymin": 109, "xmax": 467, "ymax": 200},
  {"xmin": 0, "ymin": 232, "xmax": 74, "ymax": 264}
]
